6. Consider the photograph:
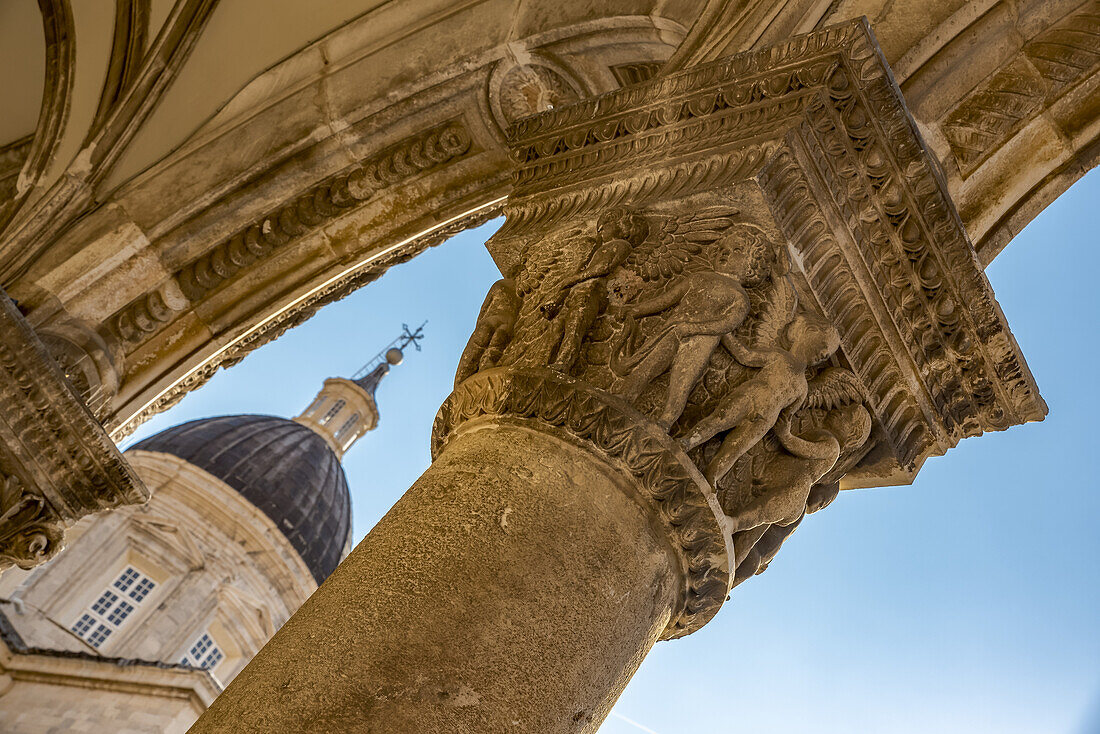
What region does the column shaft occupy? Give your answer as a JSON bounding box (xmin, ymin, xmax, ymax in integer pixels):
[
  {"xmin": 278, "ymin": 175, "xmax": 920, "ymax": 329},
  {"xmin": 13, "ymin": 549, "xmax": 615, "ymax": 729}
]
[{"xmin": 190, "ymin": 422, "xmax": 680, "ymax": 733}]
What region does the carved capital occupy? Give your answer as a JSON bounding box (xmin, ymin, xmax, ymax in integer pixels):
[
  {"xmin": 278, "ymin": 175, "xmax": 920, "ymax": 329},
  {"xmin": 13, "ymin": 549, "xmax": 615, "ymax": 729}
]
[
  {"xmin": 452, "ymin": 19, "xmax": 1043, "ymax": 612},
  {"xmin": 433, "ymin": 368, "xmax": 733, "ymax": 640},
  {"xmin": 0, "ymin": 289, "xmax": 147, "ymax": 569}
]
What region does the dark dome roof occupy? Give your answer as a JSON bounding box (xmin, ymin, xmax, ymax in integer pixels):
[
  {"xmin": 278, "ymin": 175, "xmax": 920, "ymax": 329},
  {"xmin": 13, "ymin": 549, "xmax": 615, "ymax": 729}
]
[{"xmin": 129, "ymin": 415, "xmax": 351, "ymax": 584}]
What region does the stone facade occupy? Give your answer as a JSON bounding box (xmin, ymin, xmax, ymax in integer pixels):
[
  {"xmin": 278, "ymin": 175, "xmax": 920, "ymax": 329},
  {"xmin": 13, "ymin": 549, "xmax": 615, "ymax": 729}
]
[
  {"xmin": 0, "ymin": 641, "xmax": 218, "ymax": 734},
  {"xmin": 0, "ymin": 451, "xmax": 318, "ymax": 732}
]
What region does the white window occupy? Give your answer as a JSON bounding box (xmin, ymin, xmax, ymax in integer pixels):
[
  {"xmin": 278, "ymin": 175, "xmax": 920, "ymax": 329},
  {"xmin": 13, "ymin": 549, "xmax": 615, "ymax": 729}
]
[
  {"xmin": 319, "ymin": 399, "xmax": 345, "ymax": 425},
  {"xmin": 336, "ymin": 413, "xmax": 359, "ymax": 440},
  {"xmin": 70, "ymin": 566, "xmax": 156, "ymax": 649},
  {"xmin": 180, "ymin": 631, "xmax": 225, "ymax": 671},
  {"xmin": 304, "ymin": 396, "xmax": 325, "ymax": 417}
]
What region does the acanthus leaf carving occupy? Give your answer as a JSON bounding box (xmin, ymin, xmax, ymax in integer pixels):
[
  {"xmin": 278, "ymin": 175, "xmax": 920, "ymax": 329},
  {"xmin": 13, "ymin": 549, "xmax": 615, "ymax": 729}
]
[{"xmin": 0, "ymin": 474, "xmax": 64, "ymax": 570}]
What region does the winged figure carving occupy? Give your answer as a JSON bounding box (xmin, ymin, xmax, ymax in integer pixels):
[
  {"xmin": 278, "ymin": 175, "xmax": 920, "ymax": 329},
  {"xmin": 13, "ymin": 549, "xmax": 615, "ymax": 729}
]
[
  {"xmin": 719, "ymin": 365, "xmax": 872, "ymax": 541},
  {"xmin": 609, "ymin": 210, "xmax": 785, "ymax": 430},
  {"xmin": 679, "ymin": 269, "xmax": 843, "ymax": 483},
  {"xmin": 622, "ymin": 206, "xmax": 740, "ymax": 282}
]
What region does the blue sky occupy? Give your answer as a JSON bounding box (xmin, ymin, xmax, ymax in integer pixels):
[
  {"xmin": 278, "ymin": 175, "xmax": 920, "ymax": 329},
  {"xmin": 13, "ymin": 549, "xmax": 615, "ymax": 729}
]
[{"xmin": 123, "ymin": 169, "xmax": 1100, "ymax": 734}]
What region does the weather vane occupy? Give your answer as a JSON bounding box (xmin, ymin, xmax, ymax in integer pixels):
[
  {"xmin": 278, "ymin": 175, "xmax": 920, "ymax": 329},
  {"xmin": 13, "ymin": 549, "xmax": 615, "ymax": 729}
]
[{"xmin": 352, "ymin": 321, "xmax": 427, "ymax": 379}]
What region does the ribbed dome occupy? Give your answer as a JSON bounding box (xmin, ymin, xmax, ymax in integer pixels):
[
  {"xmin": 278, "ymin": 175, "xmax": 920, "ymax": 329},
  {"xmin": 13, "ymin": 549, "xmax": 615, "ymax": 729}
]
[{"xmin": 129, "ymin": 415, "xmax": 352, "ymax": 584}]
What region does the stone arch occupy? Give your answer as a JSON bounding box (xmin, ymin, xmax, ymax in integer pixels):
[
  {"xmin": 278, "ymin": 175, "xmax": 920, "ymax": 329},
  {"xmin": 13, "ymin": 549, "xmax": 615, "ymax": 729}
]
[
  {"xmin": 5, "ymin": 5, "xmax": 694, "ymax": 439},
  {"xmin": 0, "ymin": 0, "xmax": 1094, "ymax": 535}
]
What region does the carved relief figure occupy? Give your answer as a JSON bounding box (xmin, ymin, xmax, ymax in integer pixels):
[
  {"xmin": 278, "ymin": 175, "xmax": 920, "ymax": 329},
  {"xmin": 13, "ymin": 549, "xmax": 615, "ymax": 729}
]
[
  {"xmin": 733, "ymin": 474, "xmax": 841, "ymax": 585},
  {"xmin": 610, "ymin": 216, "xmax": 774, "ymax": 429},
  {"xmin": 724, "ymin": 383, "xmax": 870, "ymax": 532},
  {"xmin": 537, "ymin": 208, "xmax": 647, "ymax": 373},
  {"xmin": 725, "ymin": 372, "xmax": 871, "ymax": 581},
  {"xmin": 682, "ymin": 281, "xmax": 842, "ymax": 486},
  {"xmin": 455, "ymin": 278, "xmax": 520, "ymax": 386}
]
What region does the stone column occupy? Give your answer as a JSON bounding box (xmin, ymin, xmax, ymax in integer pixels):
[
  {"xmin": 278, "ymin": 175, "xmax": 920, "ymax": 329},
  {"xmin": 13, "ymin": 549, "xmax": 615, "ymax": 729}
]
[
  {"xmin": 190, "ymin": 381, "xmax": 729, "ymax": 733},
  {"xmin": 190, "ymin": 19, "xmax": 1044, "ymax": 733}
]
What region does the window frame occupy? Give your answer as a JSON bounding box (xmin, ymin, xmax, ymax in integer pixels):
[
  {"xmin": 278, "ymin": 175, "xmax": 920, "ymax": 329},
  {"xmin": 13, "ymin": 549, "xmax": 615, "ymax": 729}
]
[
  {"xmin": 336, "ymin": 412, "xmax": 360, "ymax": 440},
  {"xmin": 179, "ymin": 629, "xmax": 227, "ymax": 673},
  {"xmin": 69, "ymin": 565, "xmax": 158, "ymax": 649},
  {"xmin": 318, "ymin": 398, "xmax": 346, "ymax": 425}
]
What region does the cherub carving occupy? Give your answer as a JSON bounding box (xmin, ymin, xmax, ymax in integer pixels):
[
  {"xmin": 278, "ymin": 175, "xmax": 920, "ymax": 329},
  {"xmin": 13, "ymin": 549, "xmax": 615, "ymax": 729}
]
[
  {"xmin": 723, "ymin": 381, "xmax": 871, "ymax": 531},
  {"xmin": 455, "ymin": 278, "xmax": 521, "ymax": 386},
  {"xmin": 537, "ymin": 208, "xmax": 648, "ymax": 373},
  {"xmin": 682, "ymin": 277, "xmax": 842, "ymax": 486},
  {"xmin": 725, "ymin": 373, "xmax": 871, "ymax": 582},
  {"xmin": 609, "ymin": 216, "xmax": 775, "ymax": 429},
  {"xmin": 733, "ymin": 470, "xmax": 849, "ymax": 587},
  {"xmin": 733, "ymin": 519, "xmax": 800, "ymax": 587}
]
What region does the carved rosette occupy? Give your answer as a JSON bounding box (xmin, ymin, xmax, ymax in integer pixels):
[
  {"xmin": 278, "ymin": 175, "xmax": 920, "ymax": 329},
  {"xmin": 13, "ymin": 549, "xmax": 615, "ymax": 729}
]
[
  {"xmin": 432, "ymin": 368, "xmax": 733, "ymax": 639},
  {"xmin": 449, "ymin": 18, "xmax": 1044, "ymax": 614}
]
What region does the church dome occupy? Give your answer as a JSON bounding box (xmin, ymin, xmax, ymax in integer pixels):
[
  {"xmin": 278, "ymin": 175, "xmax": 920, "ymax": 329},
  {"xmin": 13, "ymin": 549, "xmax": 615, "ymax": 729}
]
[{"xmin": 129, "ymin": 415, "xmax": 352, "ymax": 584}]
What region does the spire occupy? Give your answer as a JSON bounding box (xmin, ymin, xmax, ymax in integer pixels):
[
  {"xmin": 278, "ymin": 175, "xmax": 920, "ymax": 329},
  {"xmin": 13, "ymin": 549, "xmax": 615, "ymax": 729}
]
[{"xmin": 293, "ymin": 323, "xmax": 425, "ymax": 459}]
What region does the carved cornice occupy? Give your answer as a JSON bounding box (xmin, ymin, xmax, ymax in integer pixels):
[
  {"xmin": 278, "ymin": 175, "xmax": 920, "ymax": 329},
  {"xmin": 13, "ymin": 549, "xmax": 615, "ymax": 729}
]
[
  {"xmin": 109, "ymin": 199, "xmax": 503, "ymax": 441},
  {"xmin": 759, "ymin": 30, "xmax": 1046, "ymax": 460},
  {"xmin": 505, "ymin": 23, "xmax": 861, "ymax": 165},
  {"xmin": 0, "ymin": 290, "xmax": 147, "ymax": 568},
  {"xmin": 109, "ymin": 121, "xmax": 474, "ymax": 346},
  {"xmin": 433, "ymin": 368, "xmax": 732, "ymax": 640},
  {"xmin": 490, "ymin": 25, "xmax": 862, "ymax": 270}
]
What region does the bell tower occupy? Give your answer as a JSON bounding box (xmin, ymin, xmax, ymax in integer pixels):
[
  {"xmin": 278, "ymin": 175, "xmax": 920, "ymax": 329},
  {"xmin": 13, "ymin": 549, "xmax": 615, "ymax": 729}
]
[{"xmin": 294, "ymin": 323, "xmax": 425, "ymax": 458}]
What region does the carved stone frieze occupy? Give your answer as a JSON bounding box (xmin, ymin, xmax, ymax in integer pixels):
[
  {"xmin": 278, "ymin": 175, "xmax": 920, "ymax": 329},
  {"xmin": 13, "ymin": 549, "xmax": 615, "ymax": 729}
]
[
  {"xmin": 108, "ymin": 121, "xmax": 474, "ymax": 348},
  {"xmin": 0, "ymin": 290, "xmax": 147, "ymax": 569},
  {"xmin": 449, "ymin": 19, "xmax": 1044, "ymax": 603},
  {"xmin": 432, "ymin": 367, "xmax": 733, "ymax": 640},
  {"xmin": 111, "ymin": 279, "xmax": 188, "ymax": 345}
]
